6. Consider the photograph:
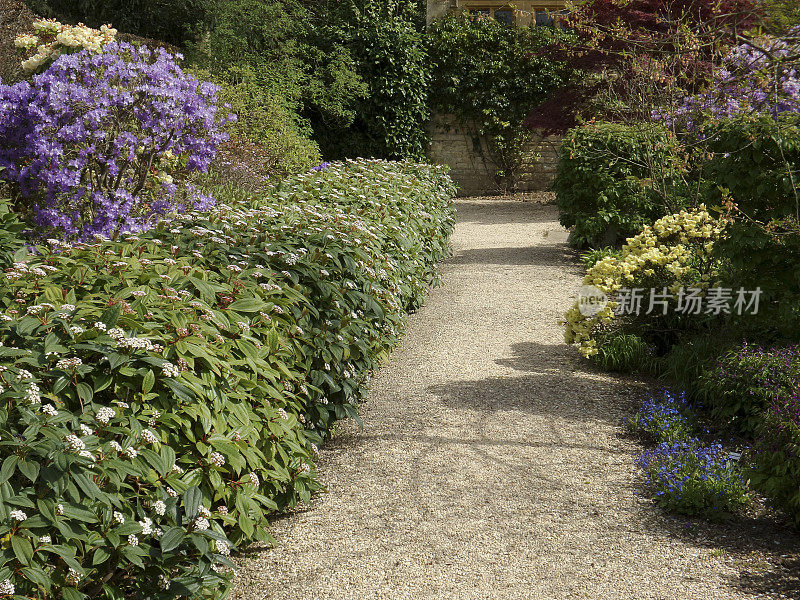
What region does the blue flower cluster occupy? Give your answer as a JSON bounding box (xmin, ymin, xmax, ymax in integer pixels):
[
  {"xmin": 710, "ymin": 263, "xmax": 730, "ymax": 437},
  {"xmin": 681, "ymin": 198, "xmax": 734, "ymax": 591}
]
[
  {"xmin": 636, "ymin": 438, "xmax": 750, "ymax": 516},
  {"xmin": 632, "ymin": 390, "xmax": 751, "ymax": 517},
  {"xmin": 630, "ymin": 390, "xmax": 693, "ymax": 442}
]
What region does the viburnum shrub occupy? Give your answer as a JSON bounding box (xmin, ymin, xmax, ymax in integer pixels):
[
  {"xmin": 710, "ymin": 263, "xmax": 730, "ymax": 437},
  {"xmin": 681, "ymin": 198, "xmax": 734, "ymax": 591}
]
[
  {"xmin": 563, "ymin": 206, "xmax": 725, "ymax": 358},
  {"xmin": 0, "ymin": 159, "xmax": 455, "ymax": 598},
  {"xmin": 14, "ymin": 18, "xmax": 117, "ymax": 73},
  {"xmin": 0, "ymin": 42, "xmax": 233, "ymax": 241},
  {"xmin": 0, "ymin": 375, "xmax": 235, "ymax": 598}
]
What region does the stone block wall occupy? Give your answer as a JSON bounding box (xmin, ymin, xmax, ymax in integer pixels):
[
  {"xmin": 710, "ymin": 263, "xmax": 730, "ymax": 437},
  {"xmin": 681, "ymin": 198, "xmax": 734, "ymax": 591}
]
[{"xmin": 427, "ymin": 114, "xmax": 562, "ymax": 197}]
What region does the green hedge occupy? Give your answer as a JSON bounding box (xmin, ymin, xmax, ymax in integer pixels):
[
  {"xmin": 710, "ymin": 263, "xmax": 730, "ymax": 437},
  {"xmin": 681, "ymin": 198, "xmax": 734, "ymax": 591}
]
[
  {"xmin": 0, "ymin": 159, "xmax": 455, "ymax": 598},
  {"xmin": 703, "ymin": 114, "xmax": 800, "ymax": 333},
  {"xmin": 195, "ymin": 64, "xmax": 323, "ymax": 181},
  {"xmin": 553, "ymin": 122, "xmax": 688, "ymax": 249}
]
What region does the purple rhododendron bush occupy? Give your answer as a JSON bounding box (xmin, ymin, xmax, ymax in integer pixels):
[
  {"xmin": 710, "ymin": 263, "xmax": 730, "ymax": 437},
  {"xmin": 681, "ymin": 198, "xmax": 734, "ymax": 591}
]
[{"xmin": 0, "ymin": 41, "xmax": 232, "ymax": 240}]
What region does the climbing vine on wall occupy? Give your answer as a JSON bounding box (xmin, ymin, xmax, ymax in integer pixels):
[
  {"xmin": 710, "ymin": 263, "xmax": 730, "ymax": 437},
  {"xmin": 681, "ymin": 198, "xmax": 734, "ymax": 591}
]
[{"xmin": 426, "ymin": 13, "xmax": 576, "ymax": 190}]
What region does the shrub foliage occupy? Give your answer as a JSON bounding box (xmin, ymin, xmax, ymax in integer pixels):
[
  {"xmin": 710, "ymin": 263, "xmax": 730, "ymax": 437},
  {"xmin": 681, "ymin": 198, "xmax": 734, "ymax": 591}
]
[
  {"xmin": 0, "ymin": 159, "xmax": 456, "ymax": 598},
  {"xmin": 554, "ymin": 122, "xmax": 689, "ymax": 249}
]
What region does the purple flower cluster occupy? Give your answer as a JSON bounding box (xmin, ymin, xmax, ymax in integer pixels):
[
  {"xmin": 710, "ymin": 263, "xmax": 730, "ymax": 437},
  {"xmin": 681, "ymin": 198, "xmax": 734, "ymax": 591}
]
[
  {"xmin": 0, "ymin": 42, "xmax": 234, "ymax": 240},
  {"xmin": 310, "ymin": 162, "xmax": 332, "ymax": 172},
  {"xmin": 712, "ymin": 342, "xmax": 800, "ymax": 394},
  {"xmin": 702, "ymin": 342, "xmax": 800, "ymax": 432},
  {"xmin": 656, "ymin": 27, "xmax": 800, "ymax": 129},
  {"xmin": 636, "ymin": 438, "xmax": 749, "ymax": 516}
]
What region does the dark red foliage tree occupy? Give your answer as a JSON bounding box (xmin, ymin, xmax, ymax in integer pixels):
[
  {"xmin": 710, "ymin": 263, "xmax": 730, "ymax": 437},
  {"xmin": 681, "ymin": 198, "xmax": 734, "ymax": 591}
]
[{"xmin": 524, "ymin": 0, "xmax": 761, "ymax": 134}]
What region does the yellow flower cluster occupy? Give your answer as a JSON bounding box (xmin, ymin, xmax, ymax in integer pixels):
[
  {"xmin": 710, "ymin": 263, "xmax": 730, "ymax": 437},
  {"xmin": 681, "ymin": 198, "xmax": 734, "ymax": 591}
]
[
  {"xmin": 15, "ymin": 19, "xmax": 117, "ymax": 73},
  {"xmin": 563, "ymin": 206, "xmax": 725, "ymax": 357}
]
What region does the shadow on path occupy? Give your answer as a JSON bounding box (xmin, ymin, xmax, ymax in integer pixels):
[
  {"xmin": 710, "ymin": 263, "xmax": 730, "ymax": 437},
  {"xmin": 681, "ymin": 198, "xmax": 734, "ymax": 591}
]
[
  {"xmin": 449, "ymin": 245, "xmax": 577, "ymax": 268},
  {"xmin": 455, "ymin": 200, "xmax": 560, "ymax": 226}
]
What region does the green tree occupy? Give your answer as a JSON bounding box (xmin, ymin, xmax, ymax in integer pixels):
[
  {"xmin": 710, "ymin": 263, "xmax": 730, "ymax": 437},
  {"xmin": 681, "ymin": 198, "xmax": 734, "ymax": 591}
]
[
  {"xmin": 308, "ymin": 0, "xmax": 430, "ymax": 160},
  {"xmin": 762, "ymin": 0, "xmax": 800, "ymax": 33}
]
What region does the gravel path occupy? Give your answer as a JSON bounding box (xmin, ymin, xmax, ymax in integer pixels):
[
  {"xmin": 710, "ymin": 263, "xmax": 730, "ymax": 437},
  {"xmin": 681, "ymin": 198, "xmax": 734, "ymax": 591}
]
[{"xmin": 233, "ymin": 197, "xmax": 788, "ymax": 600}]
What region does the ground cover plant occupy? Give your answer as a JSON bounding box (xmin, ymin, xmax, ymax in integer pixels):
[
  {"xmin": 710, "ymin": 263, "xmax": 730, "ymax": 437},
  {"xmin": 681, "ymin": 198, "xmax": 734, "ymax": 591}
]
[
  {"xmin": 0, "ymin": 158, "xmax": 456, "ymax": 598},
  {"xmin": 630, "ymin": 390, "xmax": 751, "ymax": 518},
  {"xmin": 636, "ymin": 438, "xmax": 751, "ymax": 518}
]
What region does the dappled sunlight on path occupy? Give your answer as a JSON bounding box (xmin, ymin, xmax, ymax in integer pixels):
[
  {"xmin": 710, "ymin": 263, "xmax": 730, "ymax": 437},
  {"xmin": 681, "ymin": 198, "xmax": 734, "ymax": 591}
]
[{"xmin": 233, "ymin": 197, "xmax": 790, "ymax": 600}]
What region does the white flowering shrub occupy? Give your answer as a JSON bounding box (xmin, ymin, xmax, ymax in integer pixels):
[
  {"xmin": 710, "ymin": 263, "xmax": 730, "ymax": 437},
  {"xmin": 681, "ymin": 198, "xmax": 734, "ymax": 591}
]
[
  {"xmin": 14, "ymin": 19, "xmax": 117, "ymax": 73},
  {"xmin": 0, "ymin": 159, "xmax": 455, "ymax": 598},
  {"xmin": 563, "ymin": 206, "xmax": 725, "ymax": 359},
  {"xmin": 0, "ymin": 367, "xmax": 235, "ymax": 597}
]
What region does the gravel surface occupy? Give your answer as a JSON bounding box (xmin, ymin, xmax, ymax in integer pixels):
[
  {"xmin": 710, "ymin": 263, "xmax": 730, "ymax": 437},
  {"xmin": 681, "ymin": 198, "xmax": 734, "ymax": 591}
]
[{"xmin": 233, "ymin": 197, "xmax": 797, "ymax": 600}]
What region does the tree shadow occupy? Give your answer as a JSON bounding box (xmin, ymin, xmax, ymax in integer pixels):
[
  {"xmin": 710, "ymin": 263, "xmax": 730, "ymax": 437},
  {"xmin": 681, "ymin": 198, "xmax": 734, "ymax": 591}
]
[
  {"xmin": 427, "ymin": 341, "xmax": 800, "ymax": 597},
  {"xmin": 455, "ymin": 199, "xmax": 563, "ymax": 226},
  {"xmin": 447, "ymin": 244, "xmax": 579, "ymax": 268},
  {"xmin": 427, "ymin": 341, "xmax": 650, "ymax": 427},
  {"xmin": 639, "ymin": 506, "xmax": 800, "ymax": 598}
]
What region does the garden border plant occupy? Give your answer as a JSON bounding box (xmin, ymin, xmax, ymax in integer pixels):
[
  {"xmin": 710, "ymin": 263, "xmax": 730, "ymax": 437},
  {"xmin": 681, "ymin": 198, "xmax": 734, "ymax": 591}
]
[{"xmin": 0, "ymin": 159, "xmax": 456, "ymax": 598}]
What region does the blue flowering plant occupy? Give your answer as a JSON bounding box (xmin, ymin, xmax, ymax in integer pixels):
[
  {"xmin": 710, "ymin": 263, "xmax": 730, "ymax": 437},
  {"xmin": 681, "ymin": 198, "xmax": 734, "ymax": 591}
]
[
  {"xmin": 636, "ymin": 439, "xmax": 751, "ymax": 518},
  {"xmin": 628, "ymin": 390, "xmax": 695, "ymax": 443},
  {"xmin": 0, "ymin": 42, "xmax": 234, "ymax": 241}
]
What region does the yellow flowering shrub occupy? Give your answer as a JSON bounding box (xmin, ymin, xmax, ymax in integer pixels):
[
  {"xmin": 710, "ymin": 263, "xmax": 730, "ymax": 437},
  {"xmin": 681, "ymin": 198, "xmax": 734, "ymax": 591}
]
[
  {"xmin": 564, "ymin": 206, "xmax": 726, "ymax": 357},
  {"xmin": 14, "ymin": 19, "xmax": 117, "ymax": 73}
]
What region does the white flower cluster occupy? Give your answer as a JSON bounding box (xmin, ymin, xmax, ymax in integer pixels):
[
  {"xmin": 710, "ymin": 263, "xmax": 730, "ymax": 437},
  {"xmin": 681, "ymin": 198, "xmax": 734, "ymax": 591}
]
[
  {"xmin": 139, "ymin": 517, "xmax": 154, "ymax": 535},
  {"xmin": 161, "ymin": 362, "xmax": 180, "ymax": 378},
  {"xmin": 116, "ymin": 337, "xmax": 154, "ymax": 351},
  {"xmin": 141, "ymin": 429, "xmax": 158, "ymax": 444},
  {"xmin": 65, "ymin": 567, "xmax": 81, "ymax": 585},
  {"xmin": 25, "ymin": 382, "xmax": 40, "ymax": 405},
  {"xmin": 0, "ymin": 580, "xmax": 14, "ymax": 595},
  {"xmin": 208, "ymin": 452, "xmax": 225, "ymax": 467},
  {"xmin": 96, "ymin": 406, "xmax": 115, "ymax": 425},
  {"xmin": 10, "ymin": 509, "xmax": 27, "ymax": 521},
  {"xmin": 17, "ymin": 19, "xmax": 117, "ymax": 72},
  {"xmin": 214, "ymin": 540, "xmax": 231, "ymax": 556},
  {"xmin": 65, "ymin": 434, "xmax": 85, "ymax": 451},
  {"xmin": 56, "ymin": 357, "xmax": 82, "ymax": 370}
]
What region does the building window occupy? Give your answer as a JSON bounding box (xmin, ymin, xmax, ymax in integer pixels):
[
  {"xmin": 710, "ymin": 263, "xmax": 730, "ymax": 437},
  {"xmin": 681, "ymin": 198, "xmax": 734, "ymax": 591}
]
[
  {"xmin": 493, "ymin": 9, "xmax": 514, "ymax": 26},
  {"xmin": 535, "ymin": 10, "xmax": 554, "ymax": 27},
  {"xmin": 468, "ymin": 8, "xmax": 491, "ymax": 18}
]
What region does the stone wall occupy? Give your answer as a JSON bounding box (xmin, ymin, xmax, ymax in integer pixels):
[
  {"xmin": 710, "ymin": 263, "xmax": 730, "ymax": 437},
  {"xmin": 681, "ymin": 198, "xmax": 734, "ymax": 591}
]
[{"xmin": 427, "ymin": 114, "xmax": 561, "ymax": 197}]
